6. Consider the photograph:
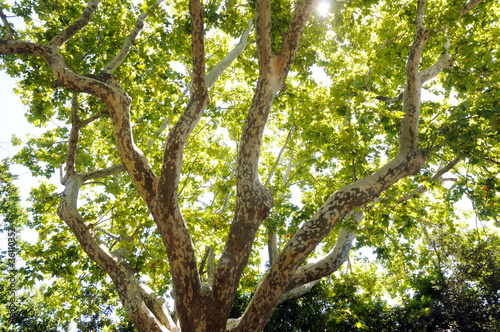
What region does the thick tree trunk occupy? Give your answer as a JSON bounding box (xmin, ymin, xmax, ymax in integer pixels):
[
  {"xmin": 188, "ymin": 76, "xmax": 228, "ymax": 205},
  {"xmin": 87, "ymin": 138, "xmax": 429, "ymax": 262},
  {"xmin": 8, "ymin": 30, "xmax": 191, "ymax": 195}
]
[{"xmin": 0, "ymin": 0, "xmax": 486, "ymax": 331}]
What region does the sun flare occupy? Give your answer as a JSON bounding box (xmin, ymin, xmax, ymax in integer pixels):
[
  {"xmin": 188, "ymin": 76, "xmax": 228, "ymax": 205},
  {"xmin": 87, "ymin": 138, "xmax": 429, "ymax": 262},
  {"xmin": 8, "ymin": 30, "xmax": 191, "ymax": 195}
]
[{"xmin": 317, "ymin": 1, "xmax": 331, "ymax": 17}]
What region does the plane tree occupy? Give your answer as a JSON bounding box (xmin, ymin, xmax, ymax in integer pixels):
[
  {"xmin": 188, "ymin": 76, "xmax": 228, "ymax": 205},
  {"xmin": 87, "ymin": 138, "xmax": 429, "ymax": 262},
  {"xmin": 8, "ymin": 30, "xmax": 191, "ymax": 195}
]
[{"xmin": 0, "ymin": 0, "xmax": 499, "ymax": 331}]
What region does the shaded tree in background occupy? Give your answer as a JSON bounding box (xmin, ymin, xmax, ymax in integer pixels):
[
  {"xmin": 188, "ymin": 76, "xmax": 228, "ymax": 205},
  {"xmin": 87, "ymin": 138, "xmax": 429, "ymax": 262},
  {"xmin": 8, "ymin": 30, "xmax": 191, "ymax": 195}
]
[
  {"xmin": 231, "ymin": 230, "xmax": 500, "ymax": 331},
  {"xmin": 1, "ymin": 0, "xmax": 499, "ymax": 331}
]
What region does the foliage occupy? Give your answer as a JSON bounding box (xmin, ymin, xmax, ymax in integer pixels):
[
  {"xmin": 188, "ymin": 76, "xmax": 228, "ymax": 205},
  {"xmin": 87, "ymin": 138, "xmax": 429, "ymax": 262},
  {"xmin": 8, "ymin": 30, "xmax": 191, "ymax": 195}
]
[
  {"xmin": 232, "ymin": 230, "xmax": 500, "ymax": 331},
  {"xmin": 0, "ymin": 0, "xmax": 499, "ymax": 330}
]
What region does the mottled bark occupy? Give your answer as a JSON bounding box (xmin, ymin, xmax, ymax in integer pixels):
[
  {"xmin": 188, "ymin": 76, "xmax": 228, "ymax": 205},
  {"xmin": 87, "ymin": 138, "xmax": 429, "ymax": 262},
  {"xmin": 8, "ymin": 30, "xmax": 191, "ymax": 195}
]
[
  {"xmin": 209, "ymin": 0, "xmax": 320, "ymax": 329},
  {"xmin": 233, "ymin": 2, "xmax": 429, "ymax": 331},
  {"xmin": 58, "ymin": 175, "xmax": 174, "ymax": 332},
  {"xmin": 284, "ymin": 210, "xmax": 363, "ymax": 293},
  {"xmin": 0, "ymin": 0, "xmax": 487, "ymax": 331},
  {"xmin": 151, "ymin": 0, "xmax": 210, "ymax": 330}
]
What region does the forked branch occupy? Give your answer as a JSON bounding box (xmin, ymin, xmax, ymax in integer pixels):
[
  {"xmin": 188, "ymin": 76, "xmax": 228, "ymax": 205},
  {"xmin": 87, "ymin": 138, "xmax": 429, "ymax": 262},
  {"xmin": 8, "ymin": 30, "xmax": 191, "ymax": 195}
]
[
  {"xmin": 395, "ymin": 157, "xmax": 461, "ymax": 205},
  {"xmin": 376, "ymin": 0, "xmax": 484, "ymax": 104},
  {"xmin": 58, "ymin": 175, "xmax": 172, "ymax": 332},
  {"xmin": 284, "ymin": 210, "xmax": 362, "ymax": 292},
  {"xmin": 376, "ymin": 52, "xmax": 453, "ymax": 104},
  {"xmin": 234, "ymin": 3, "xmax": 431, "ymax": 331},
  {"xmin": 147, "ymin": 20, "xmax": 253, "ymax": 151}
]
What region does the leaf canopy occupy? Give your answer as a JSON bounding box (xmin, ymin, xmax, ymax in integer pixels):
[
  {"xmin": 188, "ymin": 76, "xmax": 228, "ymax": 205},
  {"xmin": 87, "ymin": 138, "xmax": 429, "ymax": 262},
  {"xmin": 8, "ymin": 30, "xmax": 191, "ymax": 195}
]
[{"xmin": 0, "ymin": 0, "xmax": 499, "ymax": 330}]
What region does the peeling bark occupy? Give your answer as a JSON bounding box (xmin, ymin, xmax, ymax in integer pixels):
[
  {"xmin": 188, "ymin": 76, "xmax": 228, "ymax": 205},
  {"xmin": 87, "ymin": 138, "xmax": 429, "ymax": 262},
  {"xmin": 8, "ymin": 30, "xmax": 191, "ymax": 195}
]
[
  {"xmin": 0, "ymin": 0, "xmax": 488, "ymax": 331},
  {"xmin": 150, "ymin": 0, "xmax": 211, "ymax": 330},
  {"xmin": 233, "ymin": 3, "xmax": 430, "ymax": 330}
]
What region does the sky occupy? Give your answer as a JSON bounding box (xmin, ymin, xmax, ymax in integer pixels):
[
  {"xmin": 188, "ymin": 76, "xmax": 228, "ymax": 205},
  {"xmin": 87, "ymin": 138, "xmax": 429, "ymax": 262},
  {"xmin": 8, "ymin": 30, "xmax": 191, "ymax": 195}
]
[
  {"xmin": 1, "ymin": 3, "xmax": 490, "ymax": 331},
  {"xmin": 0, "ymin": 71, "xmax": 46, "ymax": 250},
  {"xmin": 0, "ymin": 63, "xmax": 477, "ymax": 257},
  {"xmin": 0, "ymin": 6, "xmax": 477, "ymax": 249}
]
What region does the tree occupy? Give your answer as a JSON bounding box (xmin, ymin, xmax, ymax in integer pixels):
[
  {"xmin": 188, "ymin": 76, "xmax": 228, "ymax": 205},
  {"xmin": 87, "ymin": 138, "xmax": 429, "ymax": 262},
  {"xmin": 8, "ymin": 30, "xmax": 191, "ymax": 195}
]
[{"xmin": 1, "ymin": 0, "xmax": 499, "ymax": 331}]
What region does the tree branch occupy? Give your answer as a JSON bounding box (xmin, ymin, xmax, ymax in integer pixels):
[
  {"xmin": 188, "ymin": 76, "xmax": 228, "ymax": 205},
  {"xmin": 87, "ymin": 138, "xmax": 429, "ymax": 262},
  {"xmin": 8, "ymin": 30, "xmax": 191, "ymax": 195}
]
[
  {"xmin": 49, "ymin": 0, "xmax": 103, "ymax": 48},
  {"xmin": 80, "ymin": 107, "xmax": 108, "ymax": 127},
  {"xmin": 234, "ymin": 4, "xmax": 431, "ymax": 330},
  {"xmin": 209, "ymin": 0, "xmax": 279, "ymax": 327},
  {"xmin": 0, "ymin": 40, "xmax": 158, "ymax": 207},
  {"xmin": 460, "ymin": 0, "xmax": 484, "ymax": 19},
  {"xmin": 375, "ymin": 51, "xmax": 453, "ymax": 104},
  {"xmin": 419, "ymin": 52, "xmax": 453, "ymax": 84},
  {"xmin": 285, "ymin": 210, "xmax": 362, "ymax": 292},
  {"xmin": 0, "ymin": 8, "xmax": 15, "ymax": 40},
  {"xmin": 278, "ymin": 280, "xmax": 320, "ymax": 304},
  {"xmin": 147, "ymin": 21, "xmax": 253, "ymax": 151},
  {"xmin": 189, "ymin": 0, "xmax": 206, "ymax": 94},
  {"xmin": 156, "ymin": 0, "xmax": 209, "ymax": 201},
  {"xmin": 395, "ymin": 157, "xmax": 461, "ymax": 205},
  {"xmin": 57, "ymin": 175, "xmax": 170, "ymax": 332},
  {"xmin": 205, "ymin": 19, "xmax": 253, "ymax": 88},
  {"xmin": 82, "ymin": 164, "xmax": 126, "ymax": 181},
  {"xmin": 95, "ymin": 227, "xmax": 121, "ymax": 241},
  {"xmin": 255, "ymin": 0, "xmax": 274, "ymax": 77},
  {"xmin": 62, "ymin": 93, "xmax": 81, "ymax": 184},
  {"xmin": 199, "ymin": 245, "xmax": 211, "ymax": 275},
  {"xmin": 265, "ymin": 126, "xmax": 295, "ymax": 265},
  {"xmin": 139, "ymin": 283, "xmax": 181, "ymax": 332},
  {"xmin": 399, "ymin": 0, "xmax": 428, "ymax": 153},
  {"xmin": 102, "ymin": 0, "xmax": 164, "ymax": 75},
  {"xmin": 276, "ymin": 0, "xmax": 319, "ymax": 79},
  {"xmin": 213, "ymin": 2, "xmax": 319, "ymax": 329},
  {"xmin": 376, "ymin": 0, "xmax": 484, "ymax": 105},
  {"xmin": 485, "ymin": 158, "xmax": 500, "ymax": 166},
  {"xmin": 151, "ymin": 1, "xmax": 209, "ymax": 330},
  {"xmin": 207, "ymin": 246, "xmax": 215, "ymax": 287},
  {"xmin": 264, "ymin": 125, "xmax": 295, "ymax": 187}
]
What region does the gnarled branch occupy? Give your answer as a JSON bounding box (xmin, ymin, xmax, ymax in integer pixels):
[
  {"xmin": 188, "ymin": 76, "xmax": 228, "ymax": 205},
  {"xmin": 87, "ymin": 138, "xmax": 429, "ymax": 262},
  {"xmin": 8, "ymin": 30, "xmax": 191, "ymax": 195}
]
[{"xmin": 147, "ymin": 20, "xmax": 254, "ymax": 151}]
